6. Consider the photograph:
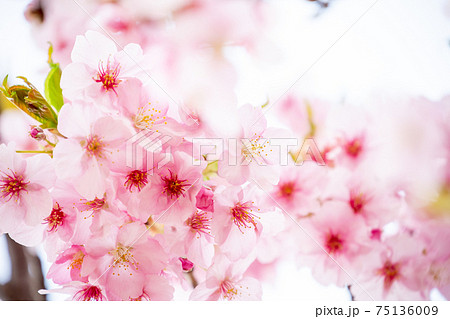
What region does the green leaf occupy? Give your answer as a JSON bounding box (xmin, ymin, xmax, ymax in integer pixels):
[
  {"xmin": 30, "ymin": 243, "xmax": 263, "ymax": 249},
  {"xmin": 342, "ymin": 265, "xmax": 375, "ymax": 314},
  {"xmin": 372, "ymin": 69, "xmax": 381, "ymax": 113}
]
[
  {"xmin": 44, "ymin": 43, "xmax": 64, "ymax": 111},
  {"xmin": 305, "ymin": 101, "xmax": 316, "ymax": 138},
  {"xmin": 1, "ymin": 75, "xmax": 8, "ymax": 93},
  {"xmin": 44, "ymin": 66, "xmax": 64, "ymax": 111},
  {"xmin": 202, "ymin": 160, "xmax": 218, "ymax": 181},
  {"xmin": 1, "ymin": 76, "xmax": 58, "ymax": 129}
]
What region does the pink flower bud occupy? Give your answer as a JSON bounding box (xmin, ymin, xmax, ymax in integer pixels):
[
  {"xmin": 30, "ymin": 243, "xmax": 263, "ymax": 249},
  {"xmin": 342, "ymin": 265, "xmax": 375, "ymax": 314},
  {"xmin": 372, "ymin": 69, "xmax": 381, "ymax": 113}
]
[
  {"xmin": 195, "ymin": 187, "xmax": 214, "ymax": 212},
  {"xmin": 29, "ymin": 126, "xmax": 46, "ymax": 141},
  {"xmin": 370, "ymin": 228, "xmax": 382, "ymax": 241},
  {"xmin": 179, "ymin": 257, "xmax": 194, "ymax": 272}
]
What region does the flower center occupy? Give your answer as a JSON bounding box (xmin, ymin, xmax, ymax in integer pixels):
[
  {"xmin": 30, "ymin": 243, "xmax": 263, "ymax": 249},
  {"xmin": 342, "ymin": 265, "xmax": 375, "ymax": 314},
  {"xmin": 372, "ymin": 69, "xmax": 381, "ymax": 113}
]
[
  {"xmin": 109, "ymin": 244, "xmax": 138, "ymax": 276},
  {"xmin": 84, "ymin": 135, "xmax": 105, "ymax": 158},
  {"xmin": 161, "ymin": 170, "xmax": 191, "ymax": 199},
  {"xmin": 80, "ymin": 197, "xmax": 106, "ymax": 211},
  {"xmin": 349, "ymin": 192, "xmax": 366, "ymax": 214},
  {"xmin": 278, "ymin": 181, "xmax": 296, "ymax": 199},
  {"xmin": 378, "ymin": 260, "xmax": 400, "ymax": 290},
  {"xmin": 134, "ymin": 103, "xmax": 166, "ymax": 130},
  {"xmin": 220, "ymin": 280, "xmax": 239, "ymax": 300},
  {"xmin": 93, "ymin": 59, "xmax": 121, "ymax": 93},
  {"xmin": 186, "ymin": 211, "xmax": 211, "ymax": 237},
  {"xmin": 43, "ymin": 202, "xmax": 66, "ymax": 231},
  {"xmin": 69, "ymin": 250, "xmax": 85, "ymax": 270},
  {"xmin": 74, "ymin": 285, "xmax": 104, "ymax": 301},
  {"xmin": 241, "ymin": 134, "xmax": 271, "ymax": 163},
  {"xmin": 125, "ymin": 169, "xmax": 148, "ymax": 192},
  {"xmin": 78, "ymin": 197, "xmax": 106, "ymax": 218},
  {"xmin": 345, "ymin": 137, "xmax": 363, "ymax": 158},
  {"xmin": 129, "ymin": 293, "xmax": 151, "ymax": 301},
  {"xmin": 0, "ymin": 170, "xmax": 29, "ymax": 201},
  {"xmin": 230, "ymin": 201, "xmax": 260, "ymax": 233},
  {"xmin": 325, "ymin": 232, "xmax": 344, "ymax": 255}
]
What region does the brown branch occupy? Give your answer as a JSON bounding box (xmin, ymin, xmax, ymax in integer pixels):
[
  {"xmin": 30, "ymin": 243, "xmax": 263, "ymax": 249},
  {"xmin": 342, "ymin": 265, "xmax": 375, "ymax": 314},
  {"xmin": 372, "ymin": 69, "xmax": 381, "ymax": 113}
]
[
  {"xmin": 0, "ymin": 235, "xmax": 46, "ymax": 300},
  {"xmin": 186, "ymin": 271, "xmax": 198, "ymax": 289},
  {"xmin": 347, "ymin": 285, "xmax": 355, "ymax": 301},
  {"xmin": 307, "ymin": 0, "xmax": 332, "ymax": 9}
]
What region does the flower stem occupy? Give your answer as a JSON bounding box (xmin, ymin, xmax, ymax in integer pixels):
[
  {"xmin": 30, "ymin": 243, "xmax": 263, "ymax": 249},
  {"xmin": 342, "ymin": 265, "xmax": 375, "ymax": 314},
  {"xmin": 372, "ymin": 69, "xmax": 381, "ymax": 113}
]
[
  {"xmin": 44, "ymin": 138, "xmax": 56, "ymax": 147},
  {"xmin": 16, "ymin": 150, "xmax": 53, "ymax": 154}
]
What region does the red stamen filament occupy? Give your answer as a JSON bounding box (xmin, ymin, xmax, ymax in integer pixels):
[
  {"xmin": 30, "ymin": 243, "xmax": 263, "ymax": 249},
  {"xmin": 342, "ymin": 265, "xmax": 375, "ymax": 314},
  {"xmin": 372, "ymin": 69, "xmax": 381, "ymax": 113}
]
[
  {"xmin": 345, "ymin": 138, "xmax": 363, "ymax": 158},
  {"xmin": 377, "ymin": 260, "xmax": 400, "ymax": 290},
  {"xmin": 350, "ymin": 192, "xmax": 366, "ymax": 214},
  {"xmin": 124, "ymin": 170, "xmax": 148, "ymax": 192},
  {"xmin": 93, "ymin": 59, "xmax": 121, "ymax": 94},
  {"xmin": 161, "ymin": 170, "xmax": 191, "ymax": 199},
  {"xmin": 230, "ymin": 202, "xmax": 259, "ymax": 233},
  {"xmin": 186, "ymin": 211, "xmax": 211, "ymax": 237},
  {"xmin": 74, "ymin": 285, "xmax": 104, "ymax": 301},
  {"xmin": 43, "ymin": 202, "xmax": 66, "ymax": 231},
  {"xmin": 0, "ymin": 170, "xmax": 29, "ymax": 201},
  {"xmin": 278, "ymin": 181, "xmax": 297, "ymax": 199},
  {"xmin": 325, "ymin": 232, "xmax": 344, "ymax": 255}
]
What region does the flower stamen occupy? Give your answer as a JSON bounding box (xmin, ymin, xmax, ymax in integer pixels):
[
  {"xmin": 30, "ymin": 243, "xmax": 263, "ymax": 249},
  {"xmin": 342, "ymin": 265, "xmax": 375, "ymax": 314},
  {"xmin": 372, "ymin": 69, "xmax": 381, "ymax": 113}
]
[
  {"xmin": 325, "ymin": 232, "xmax": 344, "ymax": 255},
  {"xmin": 161, "ymin": 170, "xmax": 191, "ymax": 200},
  {"xmin": 43, "ymin": 202, "xmax": 66, "ymax": 231},
  {"xmin": 0, "ymin": 170, "xmax": 29, "ymax": 201},
  {"xmin": 108, "ymin": 244, "xmax": 139, "ymax": 276},
  {"xmin": 186, "ymin": 211, "xmax": 211, "ymax": 238},
  {"xmin": 230, "ymin": 201, "xmax": 260, "ymax": 233},
  {"xmin": 377, "ymin": 260, "xmax": 400, "ymax": 291},
  {"xmin": 84, "ymin": 135, "xmax": 105, "ymax": 158},
  {"xmin": 93, "ymin": 59, "xmax": 121, "ymax": 94},
  {"xmin": 124, "ymin": 169, "xmax": 148, "ymax": 192},
  {"xmin": 74, "ymin": 285, "xmax": 104, "ymax": 301}
]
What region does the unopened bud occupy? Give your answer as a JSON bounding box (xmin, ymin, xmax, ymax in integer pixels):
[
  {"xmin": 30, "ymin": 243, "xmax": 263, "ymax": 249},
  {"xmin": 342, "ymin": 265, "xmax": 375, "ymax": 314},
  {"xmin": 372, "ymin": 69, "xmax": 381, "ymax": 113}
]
[
  {"xmin": 370, "ymin": 228, "xmax": 382, "ymax": 241},
  {"xmin": 30, "ymin": 126, "xmax": 46, "ymax": 141},
  {"xmin": 195, "ymin": 187, "xmax": 214, "ymax": 212},
  {"xmin": 179, "ymin": 257, "xmax": 194, "ymax": 272}
]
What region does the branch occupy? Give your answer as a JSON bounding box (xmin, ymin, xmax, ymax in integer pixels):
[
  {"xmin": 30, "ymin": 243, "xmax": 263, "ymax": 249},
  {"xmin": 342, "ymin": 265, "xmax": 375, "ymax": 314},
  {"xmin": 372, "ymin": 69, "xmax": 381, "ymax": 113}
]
[
  {"xmin": 0, "ymin": 235, "xmax": 46, "ymax": 300},
  {"xmin": 187, "ymin": 271, "xmax": 198, "ymax": 289},
  {"xmin": 347, "ymin": 285, "xmax": 355, "ymax": 301}
]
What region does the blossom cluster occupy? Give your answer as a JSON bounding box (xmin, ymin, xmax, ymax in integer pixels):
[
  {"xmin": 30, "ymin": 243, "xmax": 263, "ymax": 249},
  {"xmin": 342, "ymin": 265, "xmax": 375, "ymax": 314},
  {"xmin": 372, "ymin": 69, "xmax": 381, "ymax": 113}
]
[{"xmin": 0, "ymin": 0, "xmax": 449, "ymax": 301}]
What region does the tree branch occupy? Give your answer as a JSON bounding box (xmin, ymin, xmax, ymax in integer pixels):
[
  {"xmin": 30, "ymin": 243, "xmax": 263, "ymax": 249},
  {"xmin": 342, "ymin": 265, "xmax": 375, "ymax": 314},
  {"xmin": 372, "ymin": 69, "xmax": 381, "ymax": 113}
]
[{"xmin": 0, "ymin": 235, "xmax": 46, "ymax": 300}]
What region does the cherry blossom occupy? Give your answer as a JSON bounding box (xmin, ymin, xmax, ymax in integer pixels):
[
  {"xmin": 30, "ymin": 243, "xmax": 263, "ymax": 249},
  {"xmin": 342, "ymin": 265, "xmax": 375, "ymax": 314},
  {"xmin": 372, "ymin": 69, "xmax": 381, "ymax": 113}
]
[
  {"xmin": 0, "ymin": 0, "xmax": 448, "ymax": 302},
  {"xmin": 0, "ymin": 143, "xmax": 55, "ymax": 246}
]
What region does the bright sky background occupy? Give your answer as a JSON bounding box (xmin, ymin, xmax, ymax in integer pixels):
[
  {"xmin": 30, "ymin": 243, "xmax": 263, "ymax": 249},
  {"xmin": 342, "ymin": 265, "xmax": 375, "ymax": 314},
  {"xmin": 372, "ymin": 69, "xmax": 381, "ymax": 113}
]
[{"xmin": 0, "ymin": 0, "xmax": 449, "ymax": 301}]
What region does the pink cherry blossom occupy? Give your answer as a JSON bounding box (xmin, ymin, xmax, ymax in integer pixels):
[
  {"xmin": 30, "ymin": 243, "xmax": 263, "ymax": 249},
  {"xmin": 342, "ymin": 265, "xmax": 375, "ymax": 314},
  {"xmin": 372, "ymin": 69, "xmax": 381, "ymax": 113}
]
[
  {"xmin": 82, "ymin": 222, "xmax": 169, "ymax": 300},
  {"xmin": 60, "ymin": 30, "xmax": 152, "ymax": 107},
  {"xmin": 54, "ymin": 102, "xmax": 132, "ymax": 199},
  {"xmin": 1, "ymin": 0, "xmax": 448, "ymax": 302},
  {"xmin": 190, "ymin": 253, "xmax": 262, "ymax": 301},
  {"xmin": 296, "ymin": 201, "xmax": 371, "ymax": 287},
  {"xmin": 217, "ymin": 104, "xmax": 288, "ymax": 188},
  {"xmin": 211, "ymin": 185, "xmax": 263, "ymax": 261},
  {"xmin": 0, "ymin": 143, "xmax": 55, "ymax": 246},
  {"xmin": 134, "ymin": 151, "xmax": 202, "ymax": 225}
]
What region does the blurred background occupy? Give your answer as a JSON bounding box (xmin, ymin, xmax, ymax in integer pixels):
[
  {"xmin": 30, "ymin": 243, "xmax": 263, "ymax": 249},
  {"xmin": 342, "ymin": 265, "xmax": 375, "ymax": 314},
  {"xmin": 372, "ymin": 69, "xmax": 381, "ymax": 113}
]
[{"xmin": 0, "ymin": 0, "xmax": 449, "ymax": 300}]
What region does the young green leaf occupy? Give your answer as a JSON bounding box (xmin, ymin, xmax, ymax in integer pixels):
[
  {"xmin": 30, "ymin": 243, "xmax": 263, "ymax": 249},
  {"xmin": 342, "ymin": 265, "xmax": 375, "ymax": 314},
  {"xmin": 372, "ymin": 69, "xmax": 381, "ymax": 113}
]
[
  {"xmin": 1, "ymin": 75, "xmax": 59, "ymax": 129},
  {"xmin": 202, "ymin": 160, "xmax": 218, "ymax": 181},
  {"xmin": 44, "ymin": 43, "xmax": 64, "ymax": 111},
  {"xmin": 44, "ymin": 66, "xmax": 63, "ymax": 111}
]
